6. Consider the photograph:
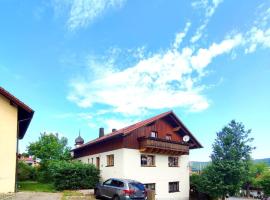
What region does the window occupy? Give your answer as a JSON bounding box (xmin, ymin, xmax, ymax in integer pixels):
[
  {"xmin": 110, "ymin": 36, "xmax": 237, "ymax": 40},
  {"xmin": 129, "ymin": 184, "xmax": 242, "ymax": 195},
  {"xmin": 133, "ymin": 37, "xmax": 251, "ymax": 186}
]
[
  {"xmin": 150, "ymin": 131, "xmax": 157, "ymax": 138},
  {"xmin": 129, "ymin": 182, "xmax": 145, "ymax": 191},
  {"xmin": 111, "ymin": 180, "xmax": 124, "ymax": 188},
  {"xmin": 91, "ymin": 158, "xmax": 94, "ymax": 164},
  {"xmin": 166, "ymin": 134, "xmax": 172, "ymax": 140},
  {"xmin": 103, "ymin": 179, "xmax": 112, "ymax": 186},
  {"xmin": 168, "ymin": 157, "xmax": 179, "ymax": 167},
  {"xmin": 169, "ymin": 182, "xmax": 179, "ymax": 193},
  {"xmin": 144, "ymin": 183, "xmax": 155, "ymax": 191},
  {"xmin": 88, "ymin": 158, "xmax": 90, "ymax": 164},
  {"xmin": 141, "ymin": 155, "xmax": 155, "ymax": 167},
  {"xmin": 107, "ymin": 154, "xmax": 114, "ymax": 167}
]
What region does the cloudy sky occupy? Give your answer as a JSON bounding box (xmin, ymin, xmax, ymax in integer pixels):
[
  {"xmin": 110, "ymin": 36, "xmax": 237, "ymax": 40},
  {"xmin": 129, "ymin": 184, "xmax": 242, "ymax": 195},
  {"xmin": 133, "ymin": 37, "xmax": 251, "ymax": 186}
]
[{"xmin": 0, "ymin": 0, "xmax": 269, "ymax": 161}]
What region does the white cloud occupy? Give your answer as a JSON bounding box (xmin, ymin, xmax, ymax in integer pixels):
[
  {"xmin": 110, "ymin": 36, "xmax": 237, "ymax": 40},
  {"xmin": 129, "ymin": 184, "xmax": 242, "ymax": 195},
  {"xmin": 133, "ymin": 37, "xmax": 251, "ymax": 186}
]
[
  {"xmin": 191, "ymin": 34, "xmax": 243, "ymax": 71},
  {"xmin": 68, "ymin": 33, "xmax": 244, "ymax": 115},
  {"xmin": 67, "ymin": 1, "xmax": 270, "ymax": 117},
  {"xmin": 52, "ymin": 0, "xmax": 126, "ymax": 30},
  {"xmin": 245, "ymin": 27, "xmax": 270, "ymax": 54},
  {"xmin": 173, "ymin": 22, "xmax": 191, "ymax": 49},
  {"xmin": 244, "ymin": 5, "xmax": 270, "ymax": 54},
  {"xmin": 191, "ymin": 0, "xmax": 223, "ymax": 43}
]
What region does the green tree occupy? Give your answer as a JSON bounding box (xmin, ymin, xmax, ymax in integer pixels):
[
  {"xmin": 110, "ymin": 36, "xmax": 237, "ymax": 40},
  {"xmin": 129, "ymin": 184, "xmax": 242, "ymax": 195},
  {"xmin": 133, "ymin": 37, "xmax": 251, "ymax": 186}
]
[
  {"xmin": 201, "ymin": 120, "xmax": 254, "ymax": 199},
  {"xmin": 244, "ymin": 162, "xmax": 269, "ymax": 196},
  {"xmin": 259, "ymin": 171, "xmax": 270, "ymax": 196},
  {"xmin": 27, "ymin": 133, "xmax": 71, "ymax": 162}
]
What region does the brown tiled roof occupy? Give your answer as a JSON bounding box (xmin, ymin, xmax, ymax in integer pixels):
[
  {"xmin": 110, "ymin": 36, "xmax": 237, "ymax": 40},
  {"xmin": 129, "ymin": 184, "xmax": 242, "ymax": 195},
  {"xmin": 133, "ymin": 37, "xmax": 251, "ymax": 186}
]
[
  {"xmin": 0, "ymin": 87, "xmax": 34, "ymax": 139},
  {"xmin": 74, "ymin": 110, "xmax": 202, "ymax": 150}
]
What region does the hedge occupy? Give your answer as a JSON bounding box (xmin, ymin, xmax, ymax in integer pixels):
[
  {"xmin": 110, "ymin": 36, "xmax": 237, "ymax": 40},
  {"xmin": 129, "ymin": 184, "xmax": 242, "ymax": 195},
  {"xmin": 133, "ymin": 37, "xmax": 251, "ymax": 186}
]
[{"xmin": 48, "ymin": 160, "xmax": 100, "ymax": 190}]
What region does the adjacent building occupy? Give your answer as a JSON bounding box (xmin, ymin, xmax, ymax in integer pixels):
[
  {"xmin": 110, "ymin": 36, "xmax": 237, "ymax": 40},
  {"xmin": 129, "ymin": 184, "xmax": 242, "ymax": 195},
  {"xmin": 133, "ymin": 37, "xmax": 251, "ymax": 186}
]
[
  {"xmin": 0, "ymin": 87, "xmax": 34, "ymax": 193},
  {"xmin": 72, "ymin": 111, "xmax": 202, "ymax": 200}
]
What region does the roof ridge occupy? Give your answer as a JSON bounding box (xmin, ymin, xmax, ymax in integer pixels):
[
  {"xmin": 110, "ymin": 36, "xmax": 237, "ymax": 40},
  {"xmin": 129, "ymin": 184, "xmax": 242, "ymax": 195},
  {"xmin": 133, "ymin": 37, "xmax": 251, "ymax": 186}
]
[{"xmin": 73, "ymin": 110, "xmax": 173, "ymax": 150}]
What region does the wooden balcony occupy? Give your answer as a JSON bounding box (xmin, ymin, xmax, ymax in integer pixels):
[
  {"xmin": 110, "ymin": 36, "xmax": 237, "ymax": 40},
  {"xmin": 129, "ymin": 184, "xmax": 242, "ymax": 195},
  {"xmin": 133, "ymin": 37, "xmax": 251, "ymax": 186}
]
[{"xmin": 138, "ymin": 137, "xmax": 189, "ymax": 155}]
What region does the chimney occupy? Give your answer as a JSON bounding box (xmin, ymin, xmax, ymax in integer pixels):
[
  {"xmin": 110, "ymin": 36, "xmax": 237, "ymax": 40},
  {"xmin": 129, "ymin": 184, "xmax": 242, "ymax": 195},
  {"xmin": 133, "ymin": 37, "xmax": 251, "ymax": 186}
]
[
  {"xmin": 99, "ymin": 127, "xmax": 104, "ymax": 138},
  {"xmin": 112, "ymin": 128, "xmax": 117, "ymax": 132}
]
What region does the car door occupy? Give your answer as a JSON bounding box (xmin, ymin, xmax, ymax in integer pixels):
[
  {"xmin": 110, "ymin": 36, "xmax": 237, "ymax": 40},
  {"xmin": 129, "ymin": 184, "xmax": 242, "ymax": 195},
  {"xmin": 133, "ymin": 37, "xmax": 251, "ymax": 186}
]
[
  {"xmin": 107, "ymin": 179, "xmax": 121, "ymax": 198},
  {"xmin": 100, "ymin": 179, "xmax": 113, "ymax": 198}
]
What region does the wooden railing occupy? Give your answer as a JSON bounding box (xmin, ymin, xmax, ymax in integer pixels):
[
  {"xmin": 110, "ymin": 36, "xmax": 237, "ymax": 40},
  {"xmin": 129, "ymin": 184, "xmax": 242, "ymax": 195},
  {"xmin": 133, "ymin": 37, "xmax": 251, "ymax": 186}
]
[{"xmin": 138, "ymin": 137, "xmax": 189, "ymax": 155}]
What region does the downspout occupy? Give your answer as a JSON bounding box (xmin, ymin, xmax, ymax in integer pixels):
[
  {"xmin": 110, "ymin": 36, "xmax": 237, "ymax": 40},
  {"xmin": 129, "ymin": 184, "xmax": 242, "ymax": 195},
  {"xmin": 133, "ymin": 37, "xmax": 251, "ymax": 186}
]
[{"xmin": 15, "ymin": 115, "xmax": 19, "ymax": 192}]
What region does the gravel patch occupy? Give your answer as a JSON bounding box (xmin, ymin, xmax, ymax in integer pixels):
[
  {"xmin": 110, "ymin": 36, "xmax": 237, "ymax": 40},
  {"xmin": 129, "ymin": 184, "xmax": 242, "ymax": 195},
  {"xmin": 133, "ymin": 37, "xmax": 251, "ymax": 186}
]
[{"xmin": 14, "ymin": 192, "xmax": 61, "ymax": 200}]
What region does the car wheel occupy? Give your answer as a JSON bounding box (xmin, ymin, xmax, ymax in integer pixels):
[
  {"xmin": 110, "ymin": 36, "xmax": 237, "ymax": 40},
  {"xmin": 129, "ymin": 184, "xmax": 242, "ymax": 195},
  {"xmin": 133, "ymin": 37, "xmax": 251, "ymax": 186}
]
[
  {"xmin": 94, "ymin": 188, "xmax": 101, "ymax": 199},
  {"xmin": 112, "ymin": 195, "xmax": 120, "ymax": 200}
]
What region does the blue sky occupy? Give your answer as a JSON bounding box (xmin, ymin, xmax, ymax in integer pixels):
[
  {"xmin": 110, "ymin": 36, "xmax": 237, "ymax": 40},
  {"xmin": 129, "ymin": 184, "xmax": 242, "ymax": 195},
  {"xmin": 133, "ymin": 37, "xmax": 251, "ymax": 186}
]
[{"xmin": 0, "ymin": 0, "xmax": 269, "ymax": 161}]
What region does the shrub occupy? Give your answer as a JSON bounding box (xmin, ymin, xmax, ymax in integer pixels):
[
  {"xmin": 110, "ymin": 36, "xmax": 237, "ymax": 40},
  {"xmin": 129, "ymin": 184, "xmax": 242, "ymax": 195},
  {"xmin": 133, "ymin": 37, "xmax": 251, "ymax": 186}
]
[
  {"xmin": 48, "ymin": 160, "xmax": 100, "ymax": 190},
  {"xmin": 36, "ymin": 161, "xmax": 54, "ymax": 183},
  {"xmin": 17, "ymin": 161, "xmax": 37, "ymax": 181}
]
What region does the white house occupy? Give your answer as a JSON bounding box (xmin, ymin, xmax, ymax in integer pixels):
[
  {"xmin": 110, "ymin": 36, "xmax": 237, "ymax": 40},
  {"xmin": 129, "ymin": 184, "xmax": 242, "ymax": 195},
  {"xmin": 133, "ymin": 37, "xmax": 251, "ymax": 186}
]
[{"xmin": 72, "ymin": 111, "xmax": 202, "ymax": 200}]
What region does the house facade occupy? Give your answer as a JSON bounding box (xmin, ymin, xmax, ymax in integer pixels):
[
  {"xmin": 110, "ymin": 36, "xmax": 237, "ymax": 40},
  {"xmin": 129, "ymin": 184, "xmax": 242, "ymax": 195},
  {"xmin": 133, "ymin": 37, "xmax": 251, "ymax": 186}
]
[
  {"xmin": 0, "ymin": 87, "xmax": 34, "ymax": 193},
  {"xmin": 72, "ymin": 111, "xmax": 202, "ymax": 200}
]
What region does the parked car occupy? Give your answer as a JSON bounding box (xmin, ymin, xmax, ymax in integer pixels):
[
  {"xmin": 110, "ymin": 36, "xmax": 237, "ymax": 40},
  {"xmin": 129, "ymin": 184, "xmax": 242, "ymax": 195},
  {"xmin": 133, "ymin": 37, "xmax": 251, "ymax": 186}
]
[{"xmin": 94, "ymin": 178, "xmax": 147, "ymax": 200}]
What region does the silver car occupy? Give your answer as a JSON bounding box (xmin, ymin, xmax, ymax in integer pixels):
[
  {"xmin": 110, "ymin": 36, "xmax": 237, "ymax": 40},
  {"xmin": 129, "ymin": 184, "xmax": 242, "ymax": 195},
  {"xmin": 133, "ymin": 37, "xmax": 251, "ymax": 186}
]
[{"xmin": 94, "ymin": 178, "xmax": 147, "ymax": 200}]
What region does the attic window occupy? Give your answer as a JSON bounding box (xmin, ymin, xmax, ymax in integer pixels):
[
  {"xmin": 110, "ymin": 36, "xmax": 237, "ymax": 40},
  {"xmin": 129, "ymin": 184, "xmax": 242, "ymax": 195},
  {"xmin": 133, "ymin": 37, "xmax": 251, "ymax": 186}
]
[
  {"xmin": 150, "ymin": 131, "xmax": 157, "ymax": 138},
  {"xmin": 166, "ymin": 134, "xmax": 172, "ymax": 140}
]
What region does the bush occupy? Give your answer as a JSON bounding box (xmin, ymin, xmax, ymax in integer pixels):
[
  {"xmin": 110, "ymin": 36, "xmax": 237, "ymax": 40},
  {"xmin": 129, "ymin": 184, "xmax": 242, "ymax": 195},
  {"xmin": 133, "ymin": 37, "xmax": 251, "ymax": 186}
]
[
  {"xmin": 17, "ymin": 161, "xmax": 37, "ymax": 181},
  {"xmin": 36, "ymin": 161, "xmax": 54, "ymax": 183},
  {"xmin": 48, "ymin": 160, "xmax": 100, "ymax": 190}
]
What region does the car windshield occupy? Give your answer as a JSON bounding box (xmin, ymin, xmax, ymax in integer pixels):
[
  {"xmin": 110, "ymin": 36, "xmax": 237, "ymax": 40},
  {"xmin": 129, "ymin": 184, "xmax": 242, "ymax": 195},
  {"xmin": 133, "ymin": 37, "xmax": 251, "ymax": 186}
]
[{"xmin": 129, "ymin": 182, "xmax": 145, "ymax": 191}]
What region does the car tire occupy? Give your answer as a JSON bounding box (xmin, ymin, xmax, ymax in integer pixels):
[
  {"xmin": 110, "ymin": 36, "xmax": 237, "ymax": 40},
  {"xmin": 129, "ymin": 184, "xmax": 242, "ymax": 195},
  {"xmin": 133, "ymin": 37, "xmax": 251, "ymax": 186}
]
[
  {"xmin": 112, "ymin": 195, "xmax": 120, "ymax": 200},
  {"xmin": 94, "ymin": 188, "xmax": 101, "ymax": 199}
]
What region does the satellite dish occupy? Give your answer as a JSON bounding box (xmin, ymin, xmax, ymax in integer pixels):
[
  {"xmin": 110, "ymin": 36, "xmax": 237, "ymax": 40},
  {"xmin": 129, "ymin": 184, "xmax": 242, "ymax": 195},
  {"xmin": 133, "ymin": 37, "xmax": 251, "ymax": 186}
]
[{"xmin": 183, "ymin": 135, "xmax": 190, "ymax": 142}]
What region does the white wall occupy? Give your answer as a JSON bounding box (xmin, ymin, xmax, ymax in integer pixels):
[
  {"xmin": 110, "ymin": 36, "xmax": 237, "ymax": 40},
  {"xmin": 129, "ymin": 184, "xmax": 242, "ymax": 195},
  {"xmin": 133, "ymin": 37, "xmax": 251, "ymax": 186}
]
[
  {"xmin": 78, "ymin": 149, "xmax": 125, "ymax": 181},
  {"xmin": 77, "ymin": 148, "xmax": 189, "ymax": 200}
]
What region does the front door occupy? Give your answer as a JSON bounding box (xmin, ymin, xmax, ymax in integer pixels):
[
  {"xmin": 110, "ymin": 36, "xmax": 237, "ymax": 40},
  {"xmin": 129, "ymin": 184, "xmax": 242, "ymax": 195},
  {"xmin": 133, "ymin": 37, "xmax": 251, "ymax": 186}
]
[{"xmin": 96, "ymin": 157, "xmax": 100, "ymax": 169}]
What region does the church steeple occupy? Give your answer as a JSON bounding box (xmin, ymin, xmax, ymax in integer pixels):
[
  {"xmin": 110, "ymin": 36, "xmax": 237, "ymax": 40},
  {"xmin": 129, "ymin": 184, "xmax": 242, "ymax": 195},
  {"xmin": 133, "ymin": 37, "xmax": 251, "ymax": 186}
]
[{"xmin": 75, "ymin": 130, "xmax": 84, "ymax": 147}]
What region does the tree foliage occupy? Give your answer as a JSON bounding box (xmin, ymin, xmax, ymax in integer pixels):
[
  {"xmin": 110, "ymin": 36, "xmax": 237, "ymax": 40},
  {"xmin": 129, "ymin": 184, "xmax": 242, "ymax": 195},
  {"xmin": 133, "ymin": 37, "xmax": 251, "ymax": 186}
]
[
  {"xmin": 199, "ymin": 120, "xmax": 254, "ymax": 199},
  {"xmin": 259, "ymin": 171, "xmax": 270, "ymax": 196},
  {"xmin": 27, "ymin": 133, "xmax": 71, "ymax": 162},
  {"xmin": 248, "ymin": 162, "xmax": 268, "ymax": 187}
]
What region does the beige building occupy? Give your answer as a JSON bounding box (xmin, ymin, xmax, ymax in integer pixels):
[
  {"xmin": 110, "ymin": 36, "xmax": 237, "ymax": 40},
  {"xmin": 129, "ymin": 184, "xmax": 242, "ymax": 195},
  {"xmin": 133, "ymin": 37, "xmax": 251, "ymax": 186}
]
[{"xmin": 0, "ymin": 87, "xmax": 34, "ymax": 193}]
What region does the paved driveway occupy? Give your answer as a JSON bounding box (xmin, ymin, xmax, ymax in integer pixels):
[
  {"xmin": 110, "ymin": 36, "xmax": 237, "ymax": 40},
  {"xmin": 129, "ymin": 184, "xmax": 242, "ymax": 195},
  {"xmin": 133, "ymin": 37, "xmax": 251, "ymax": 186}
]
[{"xmin": 14, "ymin": 192, "xmax": 61, "ymax": 200}]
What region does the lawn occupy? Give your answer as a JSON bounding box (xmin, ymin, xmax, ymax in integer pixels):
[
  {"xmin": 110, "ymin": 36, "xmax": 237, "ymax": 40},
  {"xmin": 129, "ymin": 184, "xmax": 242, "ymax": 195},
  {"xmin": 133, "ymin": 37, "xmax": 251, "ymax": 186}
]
[{"xmin": 18, "ymin": 181, "xmax": 56, "ymax": 192}]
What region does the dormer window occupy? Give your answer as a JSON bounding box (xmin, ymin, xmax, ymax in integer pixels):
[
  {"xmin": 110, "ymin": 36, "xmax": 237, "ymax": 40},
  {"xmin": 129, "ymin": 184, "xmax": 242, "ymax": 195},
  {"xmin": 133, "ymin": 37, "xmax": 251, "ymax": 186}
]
[
  {"xmin": 150, "ymin": 131, "xmax": 157, "ymax": 138},
  {"xmin": 166, "ymin": 134, "xmax": 172, "ymax": 140}
]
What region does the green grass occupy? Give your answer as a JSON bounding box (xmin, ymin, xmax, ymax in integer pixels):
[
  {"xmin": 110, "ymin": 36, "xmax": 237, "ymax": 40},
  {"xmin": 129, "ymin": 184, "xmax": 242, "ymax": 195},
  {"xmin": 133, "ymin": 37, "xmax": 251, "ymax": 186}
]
[{"xmin": 18, "ymin": 181, "xmax": 56, "ymax": 192}]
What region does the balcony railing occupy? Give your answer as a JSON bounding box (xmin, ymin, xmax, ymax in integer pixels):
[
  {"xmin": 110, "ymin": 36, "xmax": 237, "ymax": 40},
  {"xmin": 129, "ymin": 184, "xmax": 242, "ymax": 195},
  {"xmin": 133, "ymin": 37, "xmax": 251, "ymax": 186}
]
[{"xmin": 138, "ymin": 137, "xmax": 189, "ymax": 155}]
